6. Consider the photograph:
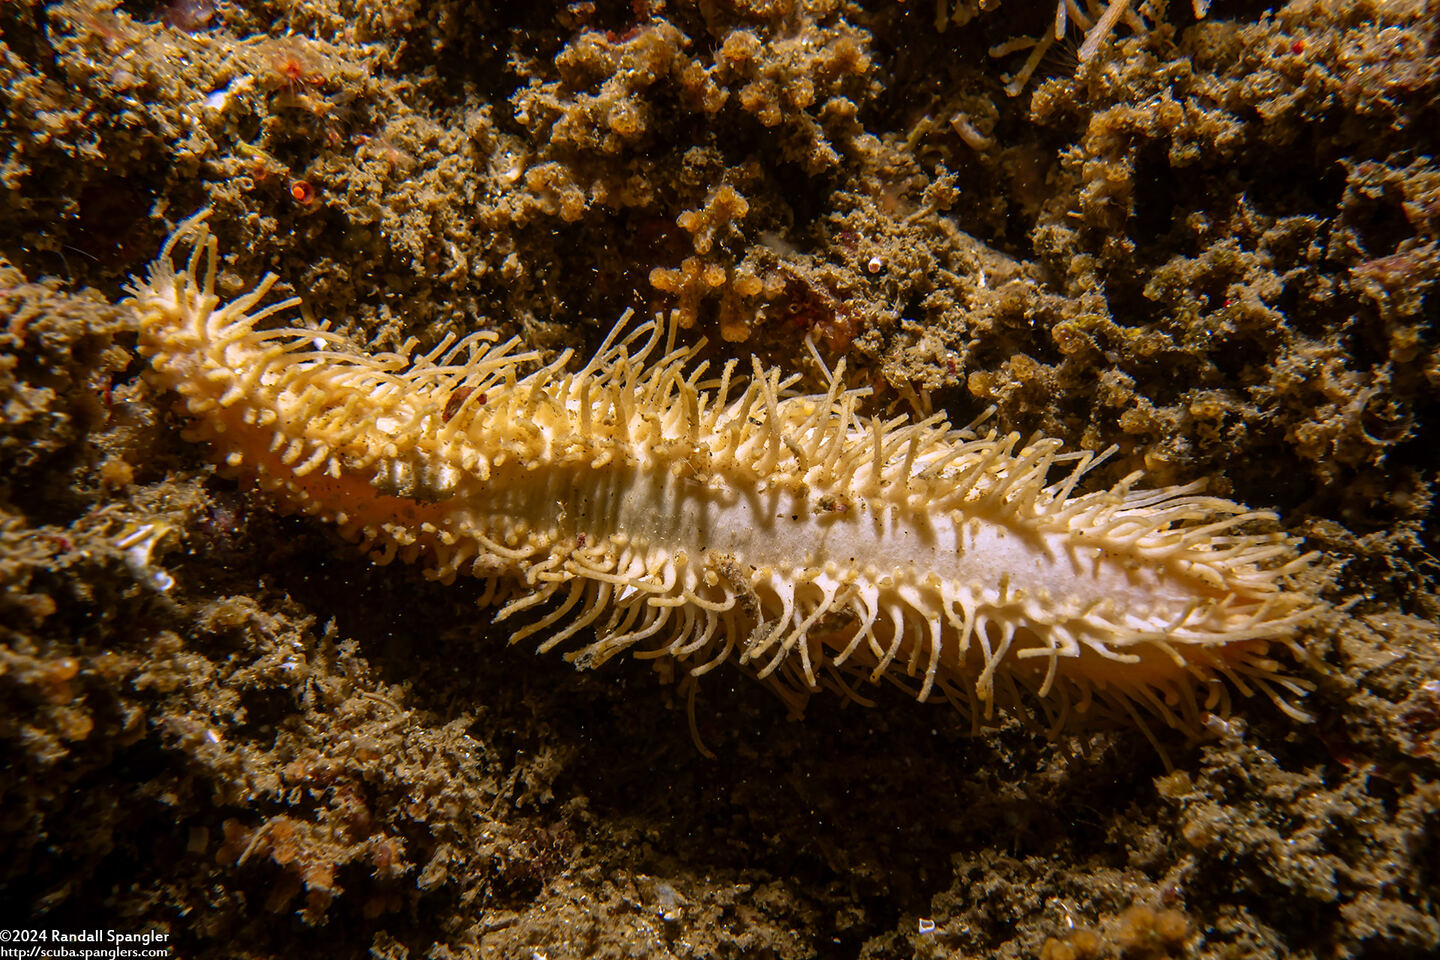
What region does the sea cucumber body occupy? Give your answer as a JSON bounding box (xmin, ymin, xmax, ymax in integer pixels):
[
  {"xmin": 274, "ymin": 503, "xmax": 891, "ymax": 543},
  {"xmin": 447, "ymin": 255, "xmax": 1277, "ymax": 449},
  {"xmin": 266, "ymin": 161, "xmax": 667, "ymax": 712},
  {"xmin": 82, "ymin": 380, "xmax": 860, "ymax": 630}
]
[{"xmin": 130, "ymin": 214, "xmax": 1317, "ymax": 735}]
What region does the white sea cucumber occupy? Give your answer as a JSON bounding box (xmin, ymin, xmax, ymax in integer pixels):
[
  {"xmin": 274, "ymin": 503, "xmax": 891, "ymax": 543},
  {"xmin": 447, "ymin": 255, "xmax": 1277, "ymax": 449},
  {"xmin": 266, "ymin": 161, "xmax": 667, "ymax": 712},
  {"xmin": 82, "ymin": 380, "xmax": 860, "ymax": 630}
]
[{"xmin": 129, "ymin": 212, "xmax": 1319, "ymax": 746}]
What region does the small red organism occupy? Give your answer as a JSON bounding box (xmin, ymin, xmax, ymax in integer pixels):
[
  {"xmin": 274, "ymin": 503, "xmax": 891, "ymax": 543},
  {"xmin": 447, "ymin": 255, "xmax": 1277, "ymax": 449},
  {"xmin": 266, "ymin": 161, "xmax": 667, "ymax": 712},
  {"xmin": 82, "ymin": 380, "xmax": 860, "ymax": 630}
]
[
  {"xmin": 813, "ymin": 306, "xmax": 861, "ymax": 354},
  {"xmin": 778, "ymin": 275, "xmax": 861, "ymax": 354},
  {"xmin": 1291, "ymin": 39, "xmax": 1305, "ymax": 54},
  {"xmin": 265, "ymin": 38, "xmax": 325, "ymax": 96},
  {"xmin": 289, "ymin": 180, "xmax": 317, "ymax": 205},
  {"xmin": 442, "ymin": 387, "xmax": 486, "ymax": 423},
  {"xmin": 777, "ymin": 272, "xmax": 864, "ymax": 355}
]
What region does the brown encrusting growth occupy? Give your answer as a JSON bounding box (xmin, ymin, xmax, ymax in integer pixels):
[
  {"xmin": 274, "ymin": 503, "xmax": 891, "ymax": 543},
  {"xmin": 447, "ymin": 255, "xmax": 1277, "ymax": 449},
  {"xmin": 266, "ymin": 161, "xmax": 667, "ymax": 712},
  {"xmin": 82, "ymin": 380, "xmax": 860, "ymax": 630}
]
[{"xmin": 1, "ymin": 0, "xmax": 1438, "ymax": 958}]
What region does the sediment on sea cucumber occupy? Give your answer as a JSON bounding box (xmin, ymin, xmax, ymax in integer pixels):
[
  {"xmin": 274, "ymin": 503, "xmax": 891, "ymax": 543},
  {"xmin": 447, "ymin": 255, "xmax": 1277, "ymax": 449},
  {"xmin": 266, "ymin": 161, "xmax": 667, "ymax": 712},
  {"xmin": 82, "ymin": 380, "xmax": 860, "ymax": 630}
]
[{"xmin": 128, "ymin": 211, "xmax": 1321, "ymax": 751}]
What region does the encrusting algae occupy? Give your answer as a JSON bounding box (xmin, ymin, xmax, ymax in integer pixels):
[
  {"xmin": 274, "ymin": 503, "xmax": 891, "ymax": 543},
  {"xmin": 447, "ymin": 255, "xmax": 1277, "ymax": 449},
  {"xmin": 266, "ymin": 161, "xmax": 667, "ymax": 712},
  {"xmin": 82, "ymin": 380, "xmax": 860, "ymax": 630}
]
[{"xmin": 130, "ymin": 212, "xmax": 1320, "ymax": 753}]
